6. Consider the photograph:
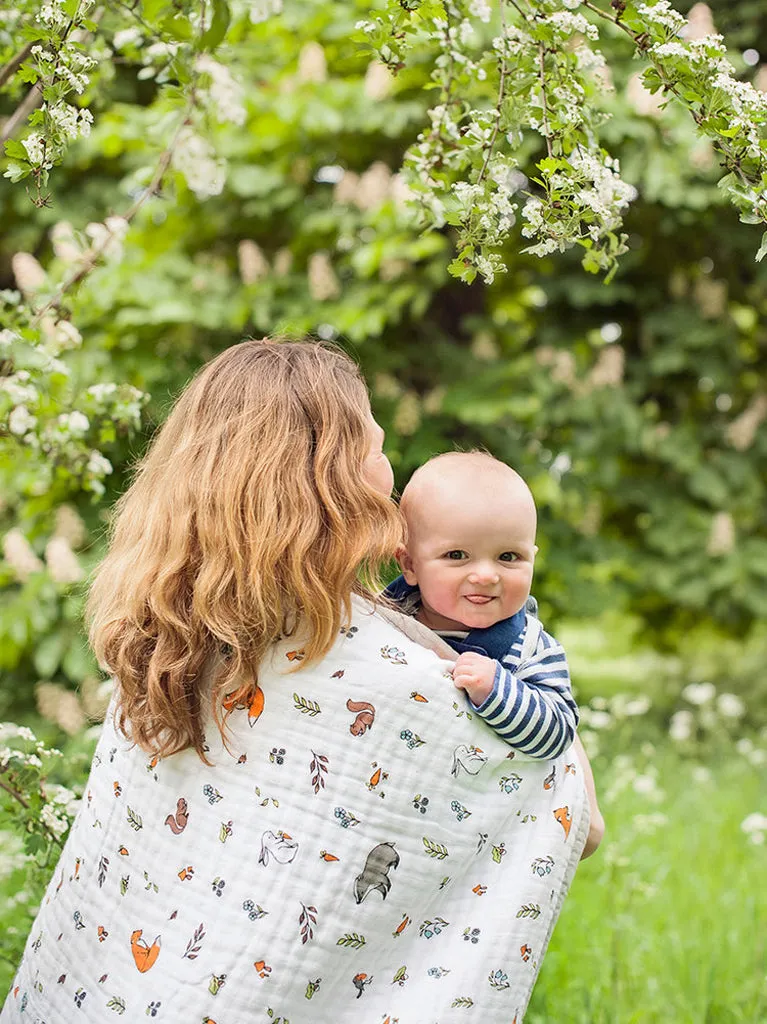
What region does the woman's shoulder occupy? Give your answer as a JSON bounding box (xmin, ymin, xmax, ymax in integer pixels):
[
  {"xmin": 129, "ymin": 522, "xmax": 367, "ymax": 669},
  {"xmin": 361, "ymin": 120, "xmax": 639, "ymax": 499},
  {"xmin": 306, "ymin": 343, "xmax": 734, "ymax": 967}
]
[{"xmin": 349, "ymin": 593, "xmax": 455, "ymax": 663}]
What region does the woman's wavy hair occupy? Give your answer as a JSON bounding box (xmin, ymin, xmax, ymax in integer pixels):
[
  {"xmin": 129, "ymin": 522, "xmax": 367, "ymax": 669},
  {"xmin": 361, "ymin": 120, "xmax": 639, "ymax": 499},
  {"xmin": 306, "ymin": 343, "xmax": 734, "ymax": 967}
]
[{"xmin": 87, "ymin": 339, "xmax": 403, "ymax": 762}]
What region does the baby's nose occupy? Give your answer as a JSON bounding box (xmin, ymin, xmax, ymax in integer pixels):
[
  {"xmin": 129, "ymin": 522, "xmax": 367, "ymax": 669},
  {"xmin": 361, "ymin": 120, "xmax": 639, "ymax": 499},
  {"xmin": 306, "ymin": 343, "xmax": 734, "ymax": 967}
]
[{"xmin": 468, "ymin": 566, "xmax": 499, "ymax": 585}]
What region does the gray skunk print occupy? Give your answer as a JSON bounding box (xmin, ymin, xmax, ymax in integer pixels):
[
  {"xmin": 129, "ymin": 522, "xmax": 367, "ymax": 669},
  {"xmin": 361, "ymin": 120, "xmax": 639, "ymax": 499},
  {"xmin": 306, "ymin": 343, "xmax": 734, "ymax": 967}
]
[{"xmin": 353, "ymin": 842, "xmax": 400, "ymax": 904}]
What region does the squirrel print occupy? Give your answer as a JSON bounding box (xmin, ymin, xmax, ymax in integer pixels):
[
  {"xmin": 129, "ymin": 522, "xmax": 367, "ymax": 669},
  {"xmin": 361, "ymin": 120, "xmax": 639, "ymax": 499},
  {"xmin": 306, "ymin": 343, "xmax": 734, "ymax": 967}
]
[
  {"xmin": 347, "ymin": 698, "xmax": 375, "ymax": 736},
  {"xmin": 164, "ymin": 798, "xmax": 189, "ymax": 835}
]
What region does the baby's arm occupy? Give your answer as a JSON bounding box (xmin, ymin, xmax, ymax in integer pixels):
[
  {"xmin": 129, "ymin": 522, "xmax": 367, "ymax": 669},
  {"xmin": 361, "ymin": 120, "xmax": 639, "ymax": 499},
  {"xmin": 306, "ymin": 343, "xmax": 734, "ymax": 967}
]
[{"xmin": 453, "ymin": 631, "xmax": 578, "ymax": 759}]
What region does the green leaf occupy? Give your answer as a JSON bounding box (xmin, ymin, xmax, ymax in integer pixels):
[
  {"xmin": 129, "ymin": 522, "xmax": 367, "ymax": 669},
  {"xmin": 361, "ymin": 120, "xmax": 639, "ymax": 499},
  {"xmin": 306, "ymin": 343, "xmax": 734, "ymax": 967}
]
[
  {"xmin": 756, "ymin": 232, "xmax": 767, "ymax": 263},
  {"xmin": 33, "ymin": 632, "xmax": 66, "ymax": 678},
  {"xmin": 198, "ymin": 0, "xmax": 231, "ymax": 51}
]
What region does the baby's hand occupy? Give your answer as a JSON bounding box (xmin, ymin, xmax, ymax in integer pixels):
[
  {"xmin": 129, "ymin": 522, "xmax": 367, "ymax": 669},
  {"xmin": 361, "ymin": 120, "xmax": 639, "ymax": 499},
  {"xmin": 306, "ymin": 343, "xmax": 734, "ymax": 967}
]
[{"xmin": 452, "ymin": 652, "xmax": 497, "ymax": 706}]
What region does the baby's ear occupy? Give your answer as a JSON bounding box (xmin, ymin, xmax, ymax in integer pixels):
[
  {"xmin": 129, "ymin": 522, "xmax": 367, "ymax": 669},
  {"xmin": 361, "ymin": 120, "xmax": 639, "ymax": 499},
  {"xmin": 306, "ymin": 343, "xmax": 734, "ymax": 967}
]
[{"xmin": 396, "ymin": 545, "xmax": 418, "ymax": 585}]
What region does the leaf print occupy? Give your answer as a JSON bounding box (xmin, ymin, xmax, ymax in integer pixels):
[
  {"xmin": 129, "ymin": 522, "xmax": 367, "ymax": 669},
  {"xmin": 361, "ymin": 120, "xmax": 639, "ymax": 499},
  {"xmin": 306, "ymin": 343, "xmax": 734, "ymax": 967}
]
[
  {"xmin": 491, "ymin": 843, "xmax": 506, "ymax": 864},
  {"xmin": 488, "ymin": 969, "xmax": 510, "ymax": 990},
  {"xmin": 106, "ymin": 996, "xmax": 126, "ymax": 1014},
  {"xmin": 293, "ymin": 692, "xmax": 321, "ymax": 716},
  {"xmin": 452, "ymin": 996, "xmax": 474, "ymax": 1007},
  {"xmin": 299, "ymin": 903, "xmax": 317, "ymax": 944},
  {"xmin": 336, "ymin": 932, "xmax": 366, "ymax": 949},
  {"xmin": 309, "ymin": 751, "xmax": 329, "ymax": 794},
  {"xmin": 243, "ymin": 899, "xmax": 268, "ymax": 921},
  {"xmin": 391, "ymin": 965, "xmax": 408, "ymax": 986},
  {"xmin": 119, "ymin": 875, "xmax": 129, "ymax": 896},
  {"xmin": 143, "ymin": 871, "xmax": 159, "ymax": 893},
  {"xmin": 97, "ymin": 855, "xmax": 109, "ymax": 888},
  {"xmin": 422, "ymin": 836, "xmax": 449, "ymax": 860},
  {"xmin": 126, "ymin": 806, "xmax": 143, "ymax": 831},
  {"xmin": 399, "ymin": 728, "xmax": 425, "ymax": 748},
  {"xmin": 183, "ymin": 922, "xmax": 206, "ymax": 960},
  {"xmin": 419, "ymin": 917, "xmax": 449, "ymax": 939},
  {"xmin": 531, "ymin": 855, "xmax": 555, "ymax": 877},
  {"xmin": 498, "ymin": 773, "xmax": 522, "ymax": 795},
  {"xmin": 516, "ymin": 904, "xmax": 541, "ymax": 920}
]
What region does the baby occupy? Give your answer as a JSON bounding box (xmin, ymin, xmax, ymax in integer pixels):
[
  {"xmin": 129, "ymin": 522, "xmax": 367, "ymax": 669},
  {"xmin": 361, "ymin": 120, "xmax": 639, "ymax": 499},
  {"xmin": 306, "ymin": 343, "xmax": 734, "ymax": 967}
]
[{"xmin": 386, "ymin": 451, "xmax": 578, "ymax": 758}]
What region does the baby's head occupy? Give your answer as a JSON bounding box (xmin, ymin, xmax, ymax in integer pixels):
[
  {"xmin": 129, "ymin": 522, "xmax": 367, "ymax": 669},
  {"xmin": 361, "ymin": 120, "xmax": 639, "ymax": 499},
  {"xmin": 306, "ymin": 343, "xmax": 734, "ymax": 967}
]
[{"xmin": 398, "ymin": 452, "xmax": 537, "ymax": 632}]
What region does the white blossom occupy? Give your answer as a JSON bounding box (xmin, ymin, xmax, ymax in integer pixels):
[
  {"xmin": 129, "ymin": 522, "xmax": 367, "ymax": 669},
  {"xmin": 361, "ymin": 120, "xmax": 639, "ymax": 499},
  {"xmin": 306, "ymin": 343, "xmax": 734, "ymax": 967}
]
[
  {"xmin": 681, "ymin": 682, "xmax": 716, "ymax": 705},
  {"xmin": 196, "ymin": 55, "xmax": 246, "ymax": 126},
  {"xmin": 171, "ymin": 129, "xmax": 226, "ymax": 200},
  {"xmin": 669, "ymin": 709, "xmax": 694, "ymax": 741},
  {"xmin": 716, "ymin": 692, "xmax": 745, "ymax": 719},
  {"xmin": 741, "ymin": 813, "xmax": 767, "ymax": 845},
  {"xmin": 58, "ymin": 411, "xmax": 89, "ymax": 436},
  {"xmin": 8, "ymin": 404, "xmax": 37, "ymax": 436},
  {"xmin": 250, "ymin": 0, "xmax": 282, "ymax": 24},
  {"xmin": 87, "ymin": 451, "xmax": 113, "ymax": 477}
]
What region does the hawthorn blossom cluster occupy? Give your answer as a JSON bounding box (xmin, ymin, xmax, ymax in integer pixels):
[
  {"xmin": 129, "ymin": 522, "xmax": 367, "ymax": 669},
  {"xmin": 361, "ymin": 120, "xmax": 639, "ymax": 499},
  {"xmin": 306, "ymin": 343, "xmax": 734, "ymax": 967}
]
[{"xmin": 367, "ymin": 0, "xmax": 767, "ymax": 282}]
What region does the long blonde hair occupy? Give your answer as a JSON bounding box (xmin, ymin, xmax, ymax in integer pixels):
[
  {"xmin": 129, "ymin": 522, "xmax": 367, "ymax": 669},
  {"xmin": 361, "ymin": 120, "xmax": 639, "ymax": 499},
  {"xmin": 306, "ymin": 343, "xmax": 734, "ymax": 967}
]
[{"xmin": 87, "ymin": 340, "xmax": 402, "ymax": 761}]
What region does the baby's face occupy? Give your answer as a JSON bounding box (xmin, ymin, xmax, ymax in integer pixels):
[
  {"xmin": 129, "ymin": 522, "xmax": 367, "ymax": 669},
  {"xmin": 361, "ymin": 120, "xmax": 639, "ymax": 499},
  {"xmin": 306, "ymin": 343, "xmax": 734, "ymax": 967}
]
[{"xmin": 399, "ymin": 487, "xmax": 537, "ymax": 632}]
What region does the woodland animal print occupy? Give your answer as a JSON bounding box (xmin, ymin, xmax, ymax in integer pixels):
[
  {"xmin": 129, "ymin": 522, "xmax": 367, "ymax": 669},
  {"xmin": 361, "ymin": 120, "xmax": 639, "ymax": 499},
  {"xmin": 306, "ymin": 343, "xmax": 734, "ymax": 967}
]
[{"xmin": 1, "ymin": 596, "xmax": 588, "ymax": 1024}]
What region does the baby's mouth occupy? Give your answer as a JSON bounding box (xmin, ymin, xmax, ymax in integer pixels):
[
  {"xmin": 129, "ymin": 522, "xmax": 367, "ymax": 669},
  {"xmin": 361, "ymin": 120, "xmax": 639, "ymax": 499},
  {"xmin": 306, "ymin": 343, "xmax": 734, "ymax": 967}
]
[{"xmin": 463, "ymin": 595, "xmax": 497, "ymax": 605}]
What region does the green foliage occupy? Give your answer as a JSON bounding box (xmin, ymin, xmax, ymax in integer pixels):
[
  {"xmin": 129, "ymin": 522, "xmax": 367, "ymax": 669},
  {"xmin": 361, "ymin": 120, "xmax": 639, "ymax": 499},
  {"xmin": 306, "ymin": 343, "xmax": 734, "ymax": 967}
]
[{"xmin": 0, "ymin": 0, "xmax": 766, "ymax": 1006}]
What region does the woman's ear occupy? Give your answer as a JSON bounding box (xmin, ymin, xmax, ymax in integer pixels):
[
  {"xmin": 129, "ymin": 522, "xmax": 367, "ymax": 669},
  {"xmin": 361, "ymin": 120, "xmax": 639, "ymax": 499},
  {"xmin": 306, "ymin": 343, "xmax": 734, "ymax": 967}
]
[{"xmin": 396, "ymin": 545, "xmax": 418, "ymax": 585}]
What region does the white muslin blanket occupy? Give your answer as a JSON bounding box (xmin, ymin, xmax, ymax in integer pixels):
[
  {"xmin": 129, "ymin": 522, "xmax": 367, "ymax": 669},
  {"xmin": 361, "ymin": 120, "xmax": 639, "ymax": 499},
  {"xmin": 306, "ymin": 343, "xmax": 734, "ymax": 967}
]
[{"xmin": 2, "ymin": 596, "xmax": 588, "ymax": 1023}]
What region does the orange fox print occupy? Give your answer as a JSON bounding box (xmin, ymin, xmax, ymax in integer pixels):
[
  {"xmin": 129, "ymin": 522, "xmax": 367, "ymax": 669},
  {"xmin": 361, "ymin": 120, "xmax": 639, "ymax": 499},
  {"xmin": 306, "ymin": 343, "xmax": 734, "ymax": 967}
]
[
  {"xmin": 130, "ymin": 930, "xmax": 161, "ymax": 973},
  {"xmin": 553, "ymin": 806, "xmax": 572, "ymax": 838},
  {"xmin": 222, "ymin": 684, "xmax": 265, "ymax": 726}
]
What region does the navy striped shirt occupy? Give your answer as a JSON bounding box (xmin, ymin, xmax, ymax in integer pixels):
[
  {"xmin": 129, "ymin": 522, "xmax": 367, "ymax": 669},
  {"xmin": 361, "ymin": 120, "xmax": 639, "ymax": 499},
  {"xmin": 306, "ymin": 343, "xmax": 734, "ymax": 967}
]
[{"xmin": 465, "ymin": 616, "xmax": 578, "ymax": 758}]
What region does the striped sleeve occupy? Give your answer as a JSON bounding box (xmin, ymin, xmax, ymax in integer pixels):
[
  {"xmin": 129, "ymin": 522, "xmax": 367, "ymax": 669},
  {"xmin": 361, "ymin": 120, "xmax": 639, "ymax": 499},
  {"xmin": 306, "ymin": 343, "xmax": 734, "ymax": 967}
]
[{"xmin": 469, "ymin": 628, "xmax": 579, "ymax": 759}]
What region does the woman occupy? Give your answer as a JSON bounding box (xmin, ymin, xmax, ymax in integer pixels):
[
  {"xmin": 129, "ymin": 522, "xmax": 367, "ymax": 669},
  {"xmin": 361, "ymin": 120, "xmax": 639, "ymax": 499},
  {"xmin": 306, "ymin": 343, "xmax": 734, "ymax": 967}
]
[{"xmin": 2, "ymin": 340, "xmax": 602, "ymax": 1023}]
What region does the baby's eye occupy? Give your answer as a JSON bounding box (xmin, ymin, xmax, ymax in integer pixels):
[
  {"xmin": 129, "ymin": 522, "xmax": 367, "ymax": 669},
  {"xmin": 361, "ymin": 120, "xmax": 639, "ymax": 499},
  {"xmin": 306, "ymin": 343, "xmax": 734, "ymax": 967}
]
[
  {"xmin": 499, "ymin": 552, "xmax": 519, "ymax": 562},
  {"xmin": 444, "ymin": 550, "xmax": 467, "ymax": 561}
]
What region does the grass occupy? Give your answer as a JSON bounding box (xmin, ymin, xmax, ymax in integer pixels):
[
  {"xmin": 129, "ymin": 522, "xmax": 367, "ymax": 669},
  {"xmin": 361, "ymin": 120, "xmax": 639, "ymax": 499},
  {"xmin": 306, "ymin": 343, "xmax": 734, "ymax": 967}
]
[{"xmin": 528, "ymin": 750, "xmax": 767, "ymax": 1024}]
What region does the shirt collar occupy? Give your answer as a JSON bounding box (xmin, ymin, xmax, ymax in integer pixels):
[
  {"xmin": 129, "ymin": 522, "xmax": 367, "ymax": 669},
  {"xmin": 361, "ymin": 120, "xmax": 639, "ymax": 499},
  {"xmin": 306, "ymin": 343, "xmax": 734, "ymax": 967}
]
[{"xmin": 384, "ymin": 575, "xmax": 527, "ymax": 660}]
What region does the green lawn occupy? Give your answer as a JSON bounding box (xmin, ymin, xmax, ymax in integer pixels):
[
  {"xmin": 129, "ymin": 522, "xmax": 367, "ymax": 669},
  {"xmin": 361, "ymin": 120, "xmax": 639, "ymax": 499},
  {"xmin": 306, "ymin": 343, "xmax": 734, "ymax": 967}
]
[{"xmin": 529, "ymin": 752, "xmax": 767, "ymax": 1024}]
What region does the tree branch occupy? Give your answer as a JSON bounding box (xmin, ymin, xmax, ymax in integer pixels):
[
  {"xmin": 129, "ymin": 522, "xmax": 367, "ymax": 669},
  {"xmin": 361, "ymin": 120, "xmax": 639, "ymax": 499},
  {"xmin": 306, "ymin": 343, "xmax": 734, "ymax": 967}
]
[
  {"xmin": 32, "ymin": 108, "xmax": 192, "ymax": 323},
  {"xmin": 0, "ymin": 41, "xmax": 37, "ymax": 89},
  {"xmin": 0, "ymin": 83, "xmax": 44, "ymax": 145}
]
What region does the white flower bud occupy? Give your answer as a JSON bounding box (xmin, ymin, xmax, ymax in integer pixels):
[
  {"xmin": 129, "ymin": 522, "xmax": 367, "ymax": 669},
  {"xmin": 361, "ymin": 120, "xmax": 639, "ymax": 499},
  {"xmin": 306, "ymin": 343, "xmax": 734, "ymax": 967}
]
[
  {"xmin": 308, "ymin": 252, "xmax": 340, "ymax": 302},
  {"xmin": 297, "ymin": 42, "xmax": 327, "ymax": 83},
  {"xmin": 3, "ymin": 529, "xmax": 44, "ymax": 580},
  {"xmin": 12, "ymin": 252, "xmax": 46, "ymax": 295},
  {"xmin": 50, "ymin": 221, "xmax": 82, "ymax": 264},
  {"xmin": 726, "ymin": 394, "xmax": 767, "ymax": 451},
  {"xmin": 238, "ymin": 240, "xmax": 269, "ymax": 285},
  {"xmin": 54, "ymin": 505, "xmax": 87, "ymax": 549},
  {"xmin": 45, "ymin": 536, "xmax": 84, "ymax": 584},
  {"xmin": 393, "ymin": 391, "xmax": 421, "ymax": 436},
  {"xmin": 706, "ymin": 511, "xmax": 735, "ymax": 556},
  {"xmin": 355, "ymin": 162, "xmax": 392, "ymax": 211},
  {"xmin": 364, "ymin": 61, "xmax": 392, "ymax": 100}
]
